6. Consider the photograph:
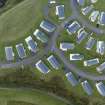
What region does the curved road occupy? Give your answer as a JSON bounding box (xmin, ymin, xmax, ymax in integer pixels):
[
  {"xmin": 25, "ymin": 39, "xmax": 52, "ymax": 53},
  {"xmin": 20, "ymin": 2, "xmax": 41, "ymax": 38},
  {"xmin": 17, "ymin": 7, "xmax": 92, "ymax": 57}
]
[
  {"xmin": 51, "ymin": 0, "xmax": 105, "ymax": 81},
  {"xmin": 0, "ymin": 0, "xmax": 105, "ymax": 81}
]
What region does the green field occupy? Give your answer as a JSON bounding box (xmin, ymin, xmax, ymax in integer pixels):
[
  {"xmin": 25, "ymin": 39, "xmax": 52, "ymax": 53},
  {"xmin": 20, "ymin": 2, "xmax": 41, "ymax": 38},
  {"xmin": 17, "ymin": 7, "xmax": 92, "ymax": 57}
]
[
  {"xmin": 0, "ymin": 0, "xmax": 47, "ymax": 42},
  {"xmin": 0, "ymin": 88, "xmax": 70, "ymax": 105}
]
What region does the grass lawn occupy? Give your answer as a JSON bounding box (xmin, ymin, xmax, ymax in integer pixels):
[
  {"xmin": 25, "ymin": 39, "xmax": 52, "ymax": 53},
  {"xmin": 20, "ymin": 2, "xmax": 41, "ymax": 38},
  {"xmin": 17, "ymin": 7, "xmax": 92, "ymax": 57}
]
[{"xmin": 0, "ymin": 88, "xmax": 70, "ymax": 105}]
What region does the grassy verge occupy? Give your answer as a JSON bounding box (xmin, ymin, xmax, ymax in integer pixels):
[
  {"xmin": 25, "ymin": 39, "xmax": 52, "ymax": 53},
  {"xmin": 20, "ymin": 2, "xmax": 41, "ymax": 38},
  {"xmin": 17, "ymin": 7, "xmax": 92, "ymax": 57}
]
[
  {"xmin": 0, "ymin": 0, "xmax": 47, "ymax": 42},
  {"xmin": 0, "ymin": 88, "xmax": 70, "ymax": 105}
]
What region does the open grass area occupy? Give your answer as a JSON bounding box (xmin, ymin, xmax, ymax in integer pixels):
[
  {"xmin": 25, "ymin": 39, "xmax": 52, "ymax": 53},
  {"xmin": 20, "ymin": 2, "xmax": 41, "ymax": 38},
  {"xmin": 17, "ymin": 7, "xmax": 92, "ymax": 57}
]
[
  {"xmin": 0, "ymin": 88, "xmax": 70, "ymax": 105},
  {"xmin": 0, "ymin": 0, "xmax": 47, "ymax": 42}
]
